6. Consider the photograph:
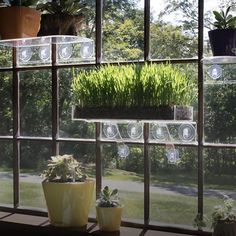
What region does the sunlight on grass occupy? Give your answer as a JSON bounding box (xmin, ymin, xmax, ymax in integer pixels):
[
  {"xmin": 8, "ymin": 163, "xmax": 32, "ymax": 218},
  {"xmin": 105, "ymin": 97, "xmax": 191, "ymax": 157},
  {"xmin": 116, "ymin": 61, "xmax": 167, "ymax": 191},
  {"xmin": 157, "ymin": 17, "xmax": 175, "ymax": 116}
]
[
  {"xmin": 103, "ymin": 168, "xmax": 143, "ymax": 182},
  {"xmin": 0, "ymin": 180, "xmax": 13, "ymax": 205},
  {"xmin": 20, "ymin": 182, "xmax": 46, "ymax": 209},
  {"xmin": 0, "ymin": 168, "xmax": 234, "ymax": 228}
]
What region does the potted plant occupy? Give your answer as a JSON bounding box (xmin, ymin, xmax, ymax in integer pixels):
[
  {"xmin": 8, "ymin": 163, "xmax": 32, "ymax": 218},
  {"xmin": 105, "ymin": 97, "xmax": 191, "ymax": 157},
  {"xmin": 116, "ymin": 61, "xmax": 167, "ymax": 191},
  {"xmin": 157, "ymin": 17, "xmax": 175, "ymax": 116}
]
[
  {"xmin": 211, "ymin": 196, "xmax": 236, "ymax": 236},
  {"xmin": 41, "ymin": 154, "xmax": 95, "ymax": 227},
  {"xmin": 96, "ymin": 186, "xmax": 123, "ymax": 232},
  {"xmin": 193, "ymin": 213, "xmax": 207, "ymax": 231},
  {"xmin": 72, "ymin": 63, "xmax": 196, "ymax": 120},
  {"xmin": 208, "ymin": 6, "xmax": 236, "ymax": 56},
  {"xmin": 0, "ymin": 0, "xmax": 41, "ymax": 39},
  {"xmin": 36, "ymin": 0, "xmax": 87, "ymax": 36}
]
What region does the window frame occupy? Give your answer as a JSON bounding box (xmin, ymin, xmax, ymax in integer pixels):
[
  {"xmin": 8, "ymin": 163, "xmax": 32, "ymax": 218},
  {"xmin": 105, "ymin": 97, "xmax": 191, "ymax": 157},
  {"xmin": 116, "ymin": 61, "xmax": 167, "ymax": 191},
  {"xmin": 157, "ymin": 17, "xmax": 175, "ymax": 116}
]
[{"xmin": 0, "ymin": 0, "xmax": 227, "ymax": 234}]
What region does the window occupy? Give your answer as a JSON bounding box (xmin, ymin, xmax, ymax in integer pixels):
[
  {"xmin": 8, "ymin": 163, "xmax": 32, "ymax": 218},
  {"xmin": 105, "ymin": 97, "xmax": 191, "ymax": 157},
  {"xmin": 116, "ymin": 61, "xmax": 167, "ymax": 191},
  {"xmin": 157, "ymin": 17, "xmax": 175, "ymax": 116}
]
[{"xmin": 0, "ymin": 0, "xmax": 235, "ymax": 234}]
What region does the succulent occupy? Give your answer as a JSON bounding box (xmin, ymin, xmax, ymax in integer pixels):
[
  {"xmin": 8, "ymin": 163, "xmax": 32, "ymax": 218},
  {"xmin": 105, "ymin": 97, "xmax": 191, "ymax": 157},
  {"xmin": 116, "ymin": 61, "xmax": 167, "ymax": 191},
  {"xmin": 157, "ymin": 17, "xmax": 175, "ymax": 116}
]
[
  {"xmin": 36, "ymin": 0, "xmax": 87, "ymax": 15},
  {"xmin": 211, "ymin": 196, "xmax": 236, "ymax": 228},
  {"xmin": 212, "ymin": 6, "xmax": 236, "ymax": 29},
  {"xmin": 96, "ymin": 186, "xmax": 121, "ymax": 208},
  {"xmin": 193, "ymin": 213, "xmax": 207, "ymax": 230},
  {"xmin": 41, "ymin": 154, "xmax": 87, "ymax": 182}
]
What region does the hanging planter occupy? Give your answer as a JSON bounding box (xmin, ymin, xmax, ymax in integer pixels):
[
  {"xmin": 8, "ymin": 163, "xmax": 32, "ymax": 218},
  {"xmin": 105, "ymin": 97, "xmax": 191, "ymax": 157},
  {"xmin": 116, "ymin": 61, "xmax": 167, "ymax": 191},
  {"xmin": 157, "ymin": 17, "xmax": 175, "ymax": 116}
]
[
  {"xmin": 72, "ymin": 63, "xmax": 196, "ymax": 121},
  {"xmin": 73, "ymin": 105, "xmax": 193, "ymax": 120}
]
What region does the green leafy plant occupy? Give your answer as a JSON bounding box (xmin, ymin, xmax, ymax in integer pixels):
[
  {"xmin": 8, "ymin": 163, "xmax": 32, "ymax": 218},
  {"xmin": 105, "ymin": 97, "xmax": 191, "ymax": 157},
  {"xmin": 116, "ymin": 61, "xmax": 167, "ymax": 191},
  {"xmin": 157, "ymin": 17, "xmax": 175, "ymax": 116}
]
[
  {"xmin": 0, "ymin": 0, "xmax": 38, "ymax": 7},
  {"xmin": 212, "ymin": 6, "xmax": 236, "ymax": 29},
  {"xmin": 36, "ymin": 0, "xmax": 86, "ymax": 15},
  {"xmin": 72, "ymin": 63, "xmax": 196, "ymax": 109},
  {"xmin": 211, "ymin": 196, "xmax": 236, "ymax": 228},
  {"xmin": 41, "ymin": 154, "xmax": 87, "ymax": 182},
  {"xmin": 193, "ymin": 213, "xmax": 207, "ymax": 230},
  {"xmin": 96, "ymin": 186, "xmax": 121, "ymax": 208}
]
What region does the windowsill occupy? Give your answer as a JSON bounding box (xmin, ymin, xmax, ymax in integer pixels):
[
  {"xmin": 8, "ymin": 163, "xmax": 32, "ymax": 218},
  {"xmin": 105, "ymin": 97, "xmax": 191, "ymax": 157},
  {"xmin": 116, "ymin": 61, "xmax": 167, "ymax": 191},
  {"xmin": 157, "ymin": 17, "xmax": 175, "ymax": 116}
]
[{"xmin": 0, "ymin": 211, "xmax": 208, "ymax": 236}]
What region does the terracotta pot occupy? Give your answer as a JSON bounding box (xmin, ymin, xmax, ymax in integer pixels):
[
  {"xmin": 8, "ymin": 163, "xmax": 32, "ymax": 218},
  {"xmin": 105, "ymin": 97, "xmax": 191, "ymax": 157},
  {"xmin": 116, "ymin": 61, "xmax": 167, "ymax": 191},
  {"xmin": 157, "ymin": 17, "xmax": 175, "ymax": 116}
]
[
  {"xmin": 0, "ymin": 6, "xmax": 41, "ymax": 40},
  {"xmin": 96, "ymin": 206, "xmax": 123, "ymax": 232},
  {"xmin": 42, "ymin": 179, "xmax": 95, "ymax": 227}
]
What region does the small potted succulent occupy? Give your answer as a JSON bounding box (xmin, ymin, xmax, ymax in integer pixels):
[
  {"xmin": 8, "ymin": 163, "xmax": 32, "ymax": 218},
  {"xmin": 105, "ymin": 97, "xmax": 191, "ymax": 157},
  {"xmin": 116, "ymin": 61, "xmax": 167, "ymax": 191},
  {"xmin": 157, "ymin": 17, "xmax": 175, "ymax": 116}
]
[
  {"xmin": 193, "ymin": 213, "xmax": 207, "ymax": 231},
  {"xmin": 96, "ymin": 186, "xmax": 123, "ymax": 232},
  {"xmin": 0, "ymin": 0, "xmax": 41, "ymax": 39},
  {"xmin": 41, "ymin": 154, "xmax": 95, "ymax": 227},
  {"xmin": 211, "ymin": 196, "xmax": 236, "ymax": 236},
  {"xmin": 36, "ymin": 0, "xmax": 87, "ymax": 36},
  {"xmin": 208, "ymin": 6, "xmax": 236, "ymax": 56}
]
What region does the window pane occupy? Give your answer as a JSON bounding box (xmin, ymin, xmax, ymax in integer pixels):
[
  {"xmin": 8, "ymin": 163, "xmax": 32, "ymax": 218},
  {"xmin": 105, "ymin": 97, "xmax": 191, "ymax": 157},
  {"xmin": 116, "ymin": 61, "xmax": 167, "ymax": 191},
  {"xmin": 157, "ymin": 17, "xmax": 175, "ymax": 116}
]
[
  {"xmin": 0, "ymin": 72, "xmax": 12, "ymax": 136},
  {"xmin": 20, "ymin": 141, "xmax": 52, "ymax": 209},
  {"xmin": 150, "ymin": 0, "xmax": 198, "ymax": 59},
  {"xmin": 102, "ymin": 143, "xmax": 144, "ymax": 223},
  {"xmin": 204, "ymin": 63, "xmax": 236, "ymax": 143},
  {"xmin": 150, "ymin": 146, "xmax": 197, "ymax": 228},
  {"xmin": 0, "ymin": 141, "xmax": 13, "ymax": 206},
  {"xmin": 204, "ymin": 148, "xmax": 236, "ymax": 230},
  {"xmin": 20, "ymin": 70, "xmax": 52, "ymax": 137},
  {"xmin": 0, "ymin": 46, "xmax": 12, "ymax": 68},
  {"xmin": 59, "ymin": 68, "xmax": 95, "ymax": 139},
  {"xmin": 102, "ymin": 0, "xmax": 144, "ymax": 62}
]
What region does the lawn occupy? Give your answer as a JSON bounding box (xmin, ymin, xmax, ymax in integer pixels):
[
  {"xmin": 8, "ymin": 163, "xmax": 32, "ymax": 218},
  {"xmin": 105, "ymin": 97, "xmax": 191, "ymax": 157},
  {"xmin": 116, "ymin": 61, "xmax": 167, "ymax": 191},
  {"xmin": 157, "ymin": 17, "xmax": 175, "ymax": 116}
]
[{"xmin": 0, "ymin": 168, "xmax": 232, "ymax": 229}]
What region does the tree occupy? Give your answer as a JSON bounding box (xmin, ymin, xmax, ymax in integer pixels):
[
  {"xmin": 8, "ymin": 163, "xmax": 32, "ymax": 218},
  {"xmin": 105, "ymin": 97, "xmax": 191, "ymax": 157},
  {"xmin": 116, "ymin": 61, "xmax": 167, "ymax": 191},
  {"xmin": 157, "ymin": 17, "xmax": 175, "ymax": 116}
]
[{"xmin": 150, "ymin": 23, "xmax": 197, "ymax": 58}]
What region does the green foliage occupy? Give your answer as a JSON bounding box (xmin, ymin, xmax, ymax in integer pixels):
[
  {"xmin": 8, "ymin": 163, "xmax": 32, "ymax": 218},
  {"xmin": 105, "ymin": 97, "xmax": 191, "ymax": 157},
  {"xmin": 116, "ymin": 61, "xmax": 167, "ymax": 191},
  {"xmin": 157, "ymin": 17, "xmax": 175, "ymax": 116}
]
[
  {"xmin": 0, "ymin": 0, "xmax": 38, "ymax": 7},
  {"xmin": 36, "ymin": 0, "xmax": 87, "ymax": 15},
  {"xmin": 150, "ymin": 24, "xmax": 198, "ymax": 58},
  {"xmin": 212, "ymin": 6, "xmax": 236, "ymax": 29},
  {"xmin": 96, "ymin": 186, "xmax": 121, "ymax": 208},
  {"xmin": 72, "ymin": 63, "xmax": 196, "ymax": 109},
  {"xmin": 193, "ymin": 213, "xmax": 207, "ymax": 230},
  {"xmin": 41, "ymin": 154, "xmax": 87, "ymax": 182},
  {"xmin": 211, "ymin": 196, "xmax": 236, "ymax": 228}
]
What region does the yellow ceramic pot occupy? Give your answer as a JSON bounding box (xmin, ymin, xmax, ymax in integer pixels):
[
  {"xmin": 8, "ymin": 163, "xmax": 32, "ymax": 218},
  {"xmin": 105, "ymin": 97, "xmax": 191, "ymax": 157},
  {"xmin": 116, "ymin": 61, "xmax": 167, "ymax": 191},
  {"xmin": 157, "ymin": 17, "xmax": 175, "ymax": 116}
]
[
  {"xmin": 96, "ymin": 206, "xmax": 123, "ymax": 232},
  {"xmin": 42, "ymin": 179, "xmax": 94, "ymax": 227},
  {"xmin": 0, "ymin": 6, "xmax": 41, "ymax": 39}
]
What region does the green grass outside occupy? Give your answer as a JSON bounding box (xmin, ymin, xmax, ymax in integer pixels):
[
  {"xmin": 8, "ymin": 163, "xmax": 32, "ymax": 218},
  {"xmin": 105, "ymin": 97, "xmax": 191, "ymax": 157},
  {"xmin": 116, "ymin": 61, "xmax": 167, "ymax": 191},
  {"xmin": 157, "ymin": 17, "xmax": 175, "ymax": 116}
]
[{"xmin": 0, "ymin": 169, "xmax": 232, "ymax": 228}]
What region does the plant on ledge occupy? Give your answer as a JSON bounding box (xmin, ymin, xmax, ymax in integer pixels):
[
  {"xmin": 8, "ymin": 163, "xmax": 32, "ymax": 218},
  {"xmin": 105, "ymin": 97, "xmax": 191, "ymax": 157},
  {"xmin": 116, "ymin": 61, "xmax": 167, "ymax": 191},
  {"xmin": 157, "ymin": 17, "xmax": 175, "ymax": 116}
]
[
  {"xmin": 0, "ymin": 0, "xmax": 40, "ymax": 39},
  {"xmin": 72, "ymin": 63, "xmax": 196, "ymax": 120},
  {"xmin": 211, "ymin": 196, "xmax": 236, "ymax": 236},
  {"xmin": 208, "ymin": 6, "xmax": 236, "ymax": 56},
  {"xmin": 41, "ymin": 154, "xmax": 87, "ymax": 182},
  {"xmin": 41, "ymin": 154, "xmax": 94, "ymax": 227},
  {"xmin": 36, "ymin": 0, "xmax": 87, "ymax": 36},
  {"xmin": 96, "ymin": 186, "xmax": 123, "ymax": 232}
]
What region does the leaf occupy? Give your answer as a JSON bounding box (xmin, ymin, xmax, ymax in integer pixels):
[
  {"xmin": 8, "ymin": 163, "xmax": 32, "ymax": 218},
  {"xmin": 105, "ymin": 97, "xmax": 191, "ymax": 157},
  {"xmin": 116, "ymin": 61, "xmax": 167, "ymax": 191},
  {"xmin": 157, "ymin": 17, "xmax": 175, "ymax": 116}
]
[{"xmin": 225, "ymin": 6, "xmax": 231, "ymax": 17}]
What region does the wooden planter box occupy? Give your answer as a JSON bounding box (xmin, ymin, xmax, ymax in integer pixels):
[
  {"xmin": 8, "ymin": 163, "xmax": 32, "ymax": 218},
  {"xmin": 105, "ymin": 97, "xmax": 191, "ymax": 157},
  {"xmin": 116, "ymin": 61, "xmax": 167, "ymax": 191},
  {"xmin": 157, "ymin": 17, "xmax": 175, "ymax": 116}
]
[{"xmin": 72, "ymin": 105, "xmax": 193, "ymax": 121}]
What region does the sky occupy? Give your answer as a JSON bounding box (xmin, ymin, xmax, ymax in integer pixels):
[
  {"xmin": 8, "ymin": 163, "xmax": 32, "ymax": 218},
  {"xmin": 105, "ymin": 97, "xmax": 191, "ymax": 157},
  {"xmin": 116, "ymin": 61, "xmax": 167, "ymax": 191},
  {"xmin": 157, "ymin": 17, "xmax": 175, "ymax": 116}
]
[
  {"xmin": 139, "ymin": 0, "xmax": 220, "ymax": 20},
  {"xmin": 138, "ymin": 0, "xmax": 221, "ymax": 39}
]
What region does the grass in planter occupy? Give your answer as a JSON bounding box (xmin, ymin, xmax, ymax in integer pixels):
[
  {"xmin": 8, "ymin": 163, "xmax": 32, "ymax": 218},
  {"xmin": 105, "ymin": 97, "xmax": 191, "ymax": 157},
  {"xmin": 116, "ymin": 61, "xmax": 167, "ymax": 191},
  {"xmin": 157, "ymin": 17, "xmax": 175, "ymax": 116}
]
[{"xmin": 72, "ymin": 63, "xmax": 196, "ymax": 108}]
